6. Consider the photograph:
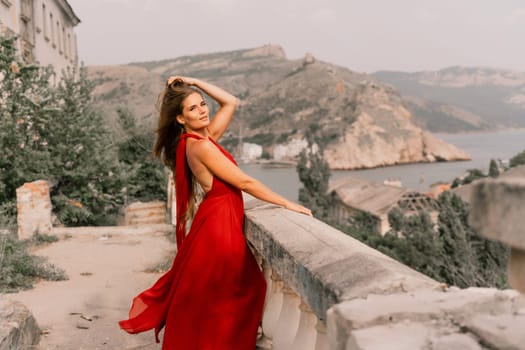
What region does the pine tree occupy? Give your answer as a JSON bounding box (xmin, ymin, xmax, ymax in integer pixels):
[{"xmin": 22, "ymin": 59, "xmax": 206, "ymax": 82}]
[
  {"xmin": 48, "ymin": 66, "xmax": 125, "ymax": 225},
  {"xmin": 116, "ymin": 107, "xmax": 167, "ymax": 203},
  {"xmin": 383, "ymin": 208, "xmax": 443, "ymax": 280},
  {"xmin": 488, "ymin": 159, "xmax": 499, "ymax": 178},
  {"xmin": 510, "ymin": 149, "xmax": 525, "ymax": 168},
  {"xmin": 296, "ymin": 124, "xmax": 331, "ymax": 219}
]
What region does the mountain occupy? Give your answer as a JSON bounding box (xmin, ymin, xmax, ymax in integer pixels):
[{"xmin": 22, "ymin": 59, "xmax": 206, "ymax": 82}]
[
  {"xmin": 372, "ymin": 67, "xmax": 525, "ymax": 132},
  {"xmin": 87, "ymin": 45, "xmax": 469, "ymax": 170}
]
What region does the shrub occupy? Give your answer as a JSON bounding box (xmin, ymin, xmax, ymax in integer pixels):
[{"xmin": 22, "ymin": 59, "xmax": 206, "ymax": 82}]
[{"xmin": 0, "ymin": 234, "xmax": 67, "ymax": 293}]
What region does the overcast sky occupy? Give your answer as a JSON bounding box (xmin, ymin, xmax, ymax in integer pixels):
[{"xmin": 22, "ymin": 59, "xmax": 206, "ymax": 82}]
[{"xmin": 67, "ymin": 0, "xmax": 525, "ymax": 73}]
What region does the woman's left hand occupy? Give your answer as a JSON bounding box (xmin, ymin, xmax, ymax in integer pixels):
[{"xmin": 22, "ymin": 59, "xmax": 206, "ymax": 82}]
[
  {"xmin": 284, "ymin": 201, "xmax": 313, "ymax": 217},
  {"xmin": 167, "ymin": 75, "xmax": 197, "ymax": 86}
]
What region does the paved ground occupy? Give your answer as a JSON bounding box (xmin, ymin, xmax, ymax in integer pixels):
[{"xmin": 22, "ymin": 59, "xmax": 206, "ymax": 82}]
[{"xmin": 5, "ymin": 228, "xmax": 177, "ymax": 350}]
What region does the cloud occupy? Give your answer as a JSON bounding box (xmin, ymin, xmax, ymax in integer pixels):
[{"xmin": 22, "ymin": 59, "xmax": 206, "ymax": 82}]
[
  {"xmin": 310, "ymin": 8, "xmax": 337, "ymax": 22},
  {"xmin": 413, "ymin": 7, "xmax": 439, "ymax": 24},
  {"xmin": 507, "ymin": 8, "xmax": 525, "ymax": 25}
]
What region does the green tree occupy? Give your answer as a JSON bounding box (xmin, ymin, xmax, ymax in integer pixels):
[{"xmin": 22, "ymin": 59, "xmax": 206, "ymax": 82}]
[
  {"xmin": 48, "ymin": 66, "xmax": 125, "ymax": 225},
  {"xmin": 0, "ymin": 34, "xmax": 124, "ymax": 225},
  {"xmin": 488, "ymin": 159, "xmax": 500, "ymax": 178},
  {"xmin": 509, "ymin": 149, "xmax": 525, "ymax": 168},
  {"xmin": 451, "ymin": 168, "xmax": 486, "ymax": 188},
  {"xmin": 334, "ymin": 191, "xmax": 508, "ymax": 289},
  {"xmin": 436, "ymin": 191, "xmax": 480, "ymax": 287},
  {"xmin": 0, "ymin": 35, "xmax": 55, "ymax": 203},
  {"xmin": 383, "ymin": 208, "xmax": 443, "ymax": 280},
  {"xmin": 296, "ymin": 125, "xmax": 331, "ymax": 219},
  {"xmin": 116, "ymin": 107, "xmax": 167, "ymax": 203}
]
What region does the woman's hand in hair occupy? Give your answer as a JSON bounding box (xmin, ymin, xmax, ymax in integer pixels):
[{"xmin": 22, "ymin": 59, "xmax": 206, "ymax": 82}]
[{"xmin": 167, "ymin": 75, "xmax": 198, "ymax": 87}]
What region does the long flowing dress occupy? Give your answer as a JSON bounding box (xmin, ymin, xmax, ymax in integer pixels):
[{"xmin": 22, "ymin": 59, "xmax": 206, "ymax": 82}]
[{"xmin": 119, "ymin": 133, "xmax": 267, "ymax": 349}]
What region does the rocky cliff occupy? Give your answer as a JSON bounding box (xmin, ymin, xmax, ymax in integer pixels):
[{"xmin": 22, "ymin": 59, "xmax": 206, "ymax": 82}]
[
  {"xmin": 87, "ymin": 45, "xmax": 470, "ymax": 170},
  {"xmin": 323, "ymin": 82, "xmax": 469, "ymax": 169}
]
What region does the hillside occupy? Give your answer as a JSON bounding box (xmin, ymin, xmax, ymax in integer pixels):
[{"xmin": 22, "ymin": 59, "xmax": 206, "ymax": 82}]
[
  {"xmin": 372, "ymin": 67, "xmax": 525, "ymax": 132},
  {"xmin": 87, "ymin": 45, "xmax": 469, "ymax": 169}
]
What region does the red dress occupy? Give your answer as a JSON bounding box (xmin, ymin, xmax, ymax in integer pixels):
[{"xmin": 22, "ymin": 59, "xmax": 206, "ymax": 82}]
[{"xmin": 119, "ymin": 134, "xmax": 267, "ymax": 349}]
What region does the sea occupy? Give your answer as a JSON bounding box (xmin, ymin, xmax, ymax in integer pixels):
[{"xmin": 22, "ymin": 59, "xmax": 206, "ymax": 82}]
[{"xmin": 240, "ymin": 129, "xmax": 525, "ymax": 202}]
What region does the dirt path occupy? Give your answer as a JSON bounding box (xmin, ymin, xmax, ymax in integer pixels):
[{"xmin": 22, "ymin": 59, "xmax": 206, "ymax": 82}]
[{"xmin": 5, "ymin": 229, "xmax": 176, "ymax": 350}]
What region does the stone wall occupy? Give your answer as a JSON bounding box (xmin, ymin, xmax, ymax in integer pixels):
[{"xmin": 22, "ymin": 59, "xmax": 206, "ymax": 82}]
[
  {"xmin": 15, "ymin": 180, "xmax": 52, "ymax": 240},
  {"xmin": 0, "ymin": 299, "xmax": 41, "ymax": 350},
  {"xmin": 469, "ymin": 177, "xmax": 525, "ymax": 292},
  {"xmin": 124, "ymin": 201, "xmax": 166, "ymax": 225}
]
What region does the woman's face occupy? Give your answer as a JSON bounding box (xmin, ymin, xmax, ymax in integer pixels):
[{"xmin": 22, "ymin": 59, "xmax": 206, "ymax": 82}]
[{"xmin": 177, "ymin": 92, "xmax": 210, "ymax": 132}]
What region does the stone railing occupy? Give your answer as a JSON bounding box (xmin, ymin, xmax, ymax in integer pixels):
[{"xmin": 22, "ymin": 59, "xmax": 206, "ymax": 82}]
[
  {"xmin": 470, "ymin": 177, "xmax": 525, "ymax": 293},
  {"xmin": 243, "ymin": 199, "xmax": 439, "ymax": 349},
  {"xmin": 244, "ymin": 196, "xmax": 525, "ymax": 350}
]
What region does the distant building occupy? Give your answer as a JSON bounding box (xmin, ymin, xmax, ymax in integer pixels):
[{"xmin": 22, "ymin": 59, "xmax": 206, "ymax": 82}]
[
  {"xmin": 428, "ymin": 182, "xmax": 451, "ymax": 198},
  {"xmin": 0, "ymin": 0, "xmax": 80, "ymax": 75},
  {"xmin": 328, "ymin": 177, "xmax": 440, "ymax": 235}
]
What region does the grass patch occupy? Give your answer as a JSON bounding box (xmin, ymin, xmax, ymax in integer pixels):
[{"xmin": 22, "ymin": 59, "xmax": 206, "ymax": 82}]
[
  {"xmin": 32, "ymin": 233, "xmax": 59, "ymax": 246},
  {"xmin": 0, "ymin": 233, "xmax": 68, "ymax": 293}
]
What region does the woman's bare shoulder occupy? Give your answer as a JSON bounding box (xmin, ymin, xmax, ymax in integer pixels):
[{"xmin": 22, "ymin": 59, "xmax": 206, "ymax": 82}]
[{"xmin": 186, "ymin": 137, "xmax": 218, "ymax": 159}]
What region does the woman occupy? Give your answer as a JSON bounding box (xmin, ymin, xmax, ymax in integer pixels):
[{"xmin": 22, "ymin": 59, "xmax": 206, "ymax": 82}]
[{"xmin": 119, "ymin": 76, "xmax": 312, "ymax": 349}]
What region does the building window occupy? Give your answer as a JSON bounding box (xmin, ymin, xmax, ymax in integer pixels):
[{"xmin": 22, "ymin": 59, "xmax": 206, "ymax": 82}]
[
  {"xmin": 67, "ymin": 32, "xmax": 71, "ymax": 58},
  {"xmin": 62, "ymin": 26, "xmax": 67, "ymax": 58},
  {"xmin": 57, "ymin": 21, "xmax": 61, "ymax": 54},
  {"xmin": 50, "ymin": 13, "xmax": 55, "ymax": 47},
  {"xmin": 42, "ymin": 4, "xmax": 49, "ymax": 40}
]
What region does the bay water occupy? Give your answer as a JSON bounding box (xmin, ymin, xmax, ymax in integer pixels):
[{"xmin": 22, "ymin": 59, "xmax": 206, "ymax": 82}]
[{"xmin": 240, "ymin": 129, "xmax": 525, "ymax": 202}]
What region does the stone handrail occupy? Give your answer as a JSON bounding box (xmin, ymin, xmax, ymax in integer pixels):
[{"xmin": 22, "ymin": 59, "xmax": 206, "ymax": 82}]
[
  {"xmin": 243, "ymin": 199, "xmax": 439, "ymax": 349},
  {"xmin": 244, "ymin": 199, "xmax": 439, "ymax": 318},
  {"xmin": 244, "ymin": 198, "xmax": 525, "ymax": 350},
  {"xmin": 469, "ymin": 177, "xmax": 525, "ymax": 292}
]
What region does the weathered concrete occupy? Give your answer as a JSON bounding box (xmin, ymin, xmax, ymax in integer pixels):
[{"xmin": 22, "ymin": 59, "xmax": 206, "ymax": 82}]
[
  {"xmin": 16, "ymin": 180, "xmax": 53, "ymax": 240},
  {"xmin": 327, "ymin": 288, "xmax": 525, "ymax": 350},
  {"xmin": 124, "ymin": 201, "xmax": 166, "ymax": 225},
  {"xmin": 0, "ymin": 299, "xmax": 40, "ymax": 350},
  {"xmin": 469, "ymin": 178, "xmax": 525, "ymax": 250},
  {"xmin": 470, "ymin": 177, "xmax": 525, "ymax": 292}
]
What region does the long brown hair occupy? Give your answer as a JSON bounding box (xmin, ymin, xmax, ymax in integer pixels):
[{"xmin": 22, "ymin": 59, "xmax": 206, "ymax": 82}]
[{"xmin": 153, "ymin": 79, "xmax": 203, "ymax": 222}]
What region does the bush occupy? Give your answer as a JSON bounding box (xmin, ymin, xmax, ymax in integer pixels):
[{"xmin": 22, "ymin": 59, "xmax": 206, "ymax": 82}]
[
  {"xmin": 116, "ymin": 108, "xmax": 167, "ymax": 203},
  {"xmin": 339, "ymin": 192, "xmax": 508, "ymax": 289},
  {"xmin": 510, "ymin": 149, "xmax": 525, "ymax": 168},
  {"xmin": 0, "ymin": 234, "xmax": 67, "ymax": 293},
  {"xmin": 0, "ymin": 34, "xmax": 125, "ymax": 226}
]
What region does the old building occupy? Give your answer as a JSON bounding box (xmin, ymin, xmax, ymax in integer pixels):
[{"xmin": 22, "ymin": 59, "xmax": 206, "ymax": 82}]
[
  {"xmin": 328, "ymin": 176, "xmax": 440, "ymax": 234},
  {"xmin": 0, "ymin": 0, "xmax": 80, "ymax": 75}
]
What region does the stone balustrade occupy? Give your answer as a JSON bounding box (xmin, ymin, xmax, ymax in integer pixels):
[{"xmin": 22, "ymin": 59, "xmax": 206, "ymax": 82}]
[
  {"xmin": 244, "ymin": 197, "xmax": 525, "ymax": 350},
  {"xmin": 243, "ymin": 199, "xmax": 440, "ymax": 350},
  {"xmin": 469, "ymin": 177, "xmax": 525, "ymax": 292}
]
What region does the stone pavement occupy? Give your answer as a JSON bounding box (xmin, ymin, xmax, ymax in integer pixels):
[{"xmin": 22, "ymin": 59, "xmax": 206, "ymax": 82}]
[{"xmin": 2, "ymin": 227, "xmax": 176, "ymax": 350}]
